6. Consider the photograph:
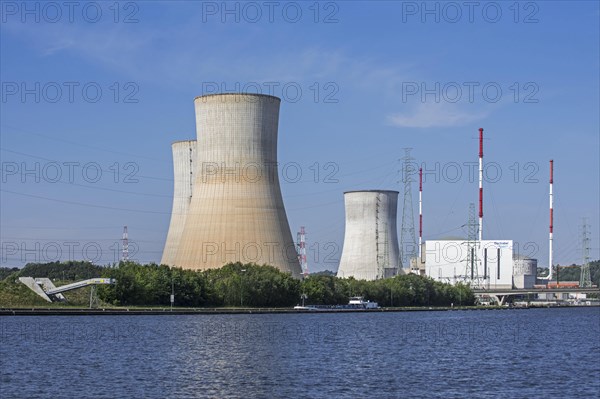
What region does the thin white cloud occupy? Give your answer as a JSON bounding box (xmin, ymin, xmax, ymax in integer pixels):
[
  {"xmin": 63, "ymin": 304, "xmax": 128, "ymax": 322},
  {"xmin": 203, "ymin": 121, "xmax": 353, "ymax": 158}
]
[
  {"xmin": 2, "ymin": 20, "xmax": 499, "ymax": 129},
  {"xmin": 42, "ymin": 38, "xmax": 76, "ymax": 56},
  {"xmin": 2, "ymin": 17, "xmax": 412, "ymax": 93},
  {"xmin": 1, "ymin": 20, "xmax": 156, "ymax": 78},
  {"xmin": 387, "ymin": 102, "xmax": 488, "ymax": 128}
]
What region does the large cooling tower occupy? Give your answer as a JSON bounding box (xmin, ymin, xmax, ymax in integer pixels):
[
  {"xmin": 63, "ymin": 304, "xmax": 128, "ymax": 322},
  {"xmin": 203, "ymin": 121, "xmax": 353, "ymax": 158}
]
[
  {"xmin": 173, "ymin": 93, "xmax": 302, "ymax": 277},
  {"xmin": 337, "ymin": 190, "xmax": 401, "ymax": 280},
  {"xmin": 161, "ymin": 140, "xmax": 197, "ymax": 266}
]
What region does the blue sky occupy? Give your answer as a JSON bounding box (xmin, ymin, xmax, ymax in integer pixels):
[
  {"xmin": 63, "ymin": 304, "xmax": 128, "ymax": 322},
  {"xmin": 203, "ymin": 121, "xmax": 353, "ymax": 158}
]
[{"xmin": 1, "ymin": 1, "xmax": 598, "ymax": 271}]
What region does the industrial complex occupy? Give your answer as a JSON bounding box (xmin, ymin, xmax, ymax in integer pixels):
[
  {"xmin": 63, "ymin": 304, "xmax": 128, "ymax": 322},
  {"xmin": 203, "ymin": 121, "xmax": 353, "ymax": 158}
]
[
  {"xmin": 332, "ymin": 128, "xmax": 540, "ymax": 289},
  {"xmin": 157, "ymin": 92, "xmax": 596, "ymax": 305}
]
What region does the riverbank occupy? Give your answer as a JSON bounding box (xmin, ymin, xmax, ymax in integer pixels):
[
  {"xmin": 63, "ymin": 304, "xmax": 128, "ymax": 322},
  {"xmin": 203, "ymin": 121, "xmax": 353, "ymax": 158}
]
[{"xmin": 0, "ymin": 305, "xmax": 552, "ymax": 316}]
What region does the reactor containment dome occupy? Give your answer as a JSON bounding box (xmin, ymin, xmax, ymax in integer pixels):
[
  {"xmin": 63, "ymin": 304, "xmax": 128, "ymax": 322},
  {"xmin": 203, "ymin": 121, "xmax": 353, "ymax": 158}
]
[{"xmin": 337, "ymin": 190, "xmax": 401, "ymax": 280}]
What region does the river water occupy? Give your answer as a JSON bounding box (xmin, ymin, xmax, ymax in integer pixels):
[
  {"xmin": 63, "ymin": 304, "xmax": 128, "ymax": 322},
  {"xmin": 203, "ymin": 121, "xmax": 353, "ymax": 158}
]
[{"xmin": 1, "ymin": 308, "xmax": 599, "ymax": 398}]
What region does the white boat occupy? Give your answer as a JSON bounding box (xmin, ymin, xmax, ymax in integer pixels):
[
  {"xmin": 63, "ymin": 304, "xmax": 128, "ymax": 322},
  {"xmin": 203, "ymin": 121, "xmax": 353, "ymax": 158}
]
[
  {"xmin": 293, "ymin": 297, "xmax": 380, "ymax": 310},
  {"xmin": 348, "ymin": 296, "xmax": 379, "ymax": 309}
]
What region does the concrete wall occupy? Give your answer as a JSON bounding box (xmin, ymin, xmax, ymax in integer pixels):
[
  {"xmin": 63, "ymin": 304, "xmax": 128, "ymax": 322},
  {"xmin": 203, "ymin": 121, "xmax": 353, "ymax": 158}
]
[
  {"xmin": 424, "ymin": 240, "xmax": 514, "ymax": 289},
  {"xmin": 513, "ymin": 274, "xmax": 537, "ymax": 289},
  {"xmin": 161, "ymin": 140, "xmax": 197, "ymax": 266},
  {"xmin": 337, "ymin": 190, "xmax": 401, "ymax": 280},
  {"xmin": 173, "ymin": 94, "xmax": 301, "ymax": 277}
]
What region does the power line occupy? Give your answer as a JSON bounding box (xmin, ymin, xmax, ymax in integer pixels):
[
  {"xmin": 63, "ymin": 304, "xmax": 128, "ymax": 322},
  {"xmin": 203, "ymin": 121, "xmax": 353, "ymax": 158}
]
[
  {"xmin": 1, "ymin": 124, "xmax": 171, "ymax": 163},
  {"xmin": 1, "ymin": 189, "xmax": 170, "ymax": 214},
  {"xmin": 0, "ymin": 147, "xmax": 173, "ymax": 182},
  {"xmin": 399, "ymin": 148, "xmax": 417, "ymax": 268}
]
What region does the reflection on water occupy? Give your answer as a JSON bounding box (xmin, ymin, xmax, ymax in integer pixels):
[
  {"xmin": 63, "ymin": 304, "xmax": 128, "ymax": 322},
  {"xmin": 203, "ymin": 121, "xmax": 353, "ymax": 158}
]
[{"xmin": 1, "ymin": 308, "xmax": 599, "ymax": 398}]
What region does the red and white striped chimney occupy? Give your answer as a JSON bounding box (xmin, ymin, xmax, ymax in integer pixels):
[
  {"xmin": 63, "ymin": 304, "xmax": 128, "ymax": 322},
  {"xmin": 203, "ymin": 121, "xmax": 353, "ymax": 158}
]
[
  {"xmin": 548, "ymin": 159, "xmax": 554, "ymax": 280},
  {"xmin": 478, "ymin": 128, "xmax": 484, "ymax": 242},
  {"xmin": 419, "ymin": 167, "xmax": 423, "ymax": 260}
]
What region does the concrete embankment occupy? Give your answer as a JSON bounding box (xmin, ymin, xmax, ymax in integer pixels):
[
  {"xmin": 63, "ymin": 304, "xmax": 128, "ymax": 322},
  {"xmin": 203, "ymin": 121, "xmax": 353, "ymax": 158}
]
[{"xmin": 0, "ymin": 306, "xmax": 528, "ymax": 316}]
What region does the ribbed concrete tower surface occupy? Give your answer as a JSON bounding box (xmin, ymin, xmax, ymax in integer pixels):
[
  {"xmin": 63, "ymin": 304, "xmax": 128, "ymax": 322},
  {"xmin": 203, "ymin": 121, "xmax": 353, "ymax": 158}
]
[
  {"xmin": 161, "ymin": 140, "xmax": 197, "ymax": 266},
  {"xmin": 174, "ymin": 93, "xmax": 302, "ymax": 277},
  {"xmin": 337, "ymin": 190, "xmax": 401, "ymax": 280}
]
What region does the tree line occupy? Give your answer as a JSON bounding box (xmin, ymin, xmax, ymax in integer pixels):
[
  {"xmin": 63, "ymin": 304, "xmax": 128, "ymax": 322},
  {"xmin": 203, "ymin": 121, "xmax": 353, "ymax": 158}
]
[
  {"xmin": 99, "ymin": 262, "xmax": 475, "ymax": 307},
  {"xmin": 537, "ymin": 261, "xmax": 600, "ymax": 286},
  {"xmin": 2, "ymin": 261, "xmax": 475, "ymax": 307},
  {"xmin": 555, "ymin": 261, "xmax": 600, "ymax": 285},
  {"xmin": 0, "ymin": 261, "xmax": 104, "ymax": 281}
]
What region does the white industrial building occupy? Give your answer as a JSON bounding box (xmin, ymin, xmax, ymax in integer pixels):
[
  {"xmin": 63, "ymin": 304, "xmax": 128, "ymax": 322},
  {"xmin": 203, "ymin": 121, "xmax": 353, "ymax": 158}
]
[{"xmin": 424, "ymin": 239, "xmax": 515, "ymax": 289}]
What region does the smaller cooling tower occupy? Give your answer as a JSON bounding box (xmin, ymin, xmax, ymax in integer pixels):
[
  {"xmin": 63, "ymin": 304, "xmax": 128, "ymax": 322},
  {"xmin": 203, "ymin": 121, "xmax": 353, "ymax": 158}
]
[
  {"xmin": 161, "ymin": 140, "xmax": 197, "ymax": 266},
  {"xmin": 337, "ymin": 190, "xmax": 401, "ymax": 280}
]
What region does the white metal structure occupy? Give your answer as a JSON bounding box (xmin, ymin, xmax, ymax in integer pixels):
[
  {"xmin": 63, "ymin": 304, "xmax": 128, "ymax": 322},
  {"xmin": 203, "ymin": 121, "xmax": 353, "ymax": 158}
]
[
  {"xmin": 161, "ymin": 140, "xmax": 197, "ymax": 266},
  {"xmin": 173, "ymin": 94, "xmax": 301, "ymax": 277},
  {"xmin": 297, "ymin": 226, "xmax": 308, "ymax": 276},
  {"xmin": 19, "ymin": 277, "xmax": 115, "ymax": 303},
  {"xmin": 122, "ymin": 225, "xmax": 129, "ymax": 261},
  {"xmin": 337, "ymin": 190, "xmax": 401, "ymax": 280},
  {"xmin": 399, "ymin": 149, "xmax": 417, "ymax": 268}
]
